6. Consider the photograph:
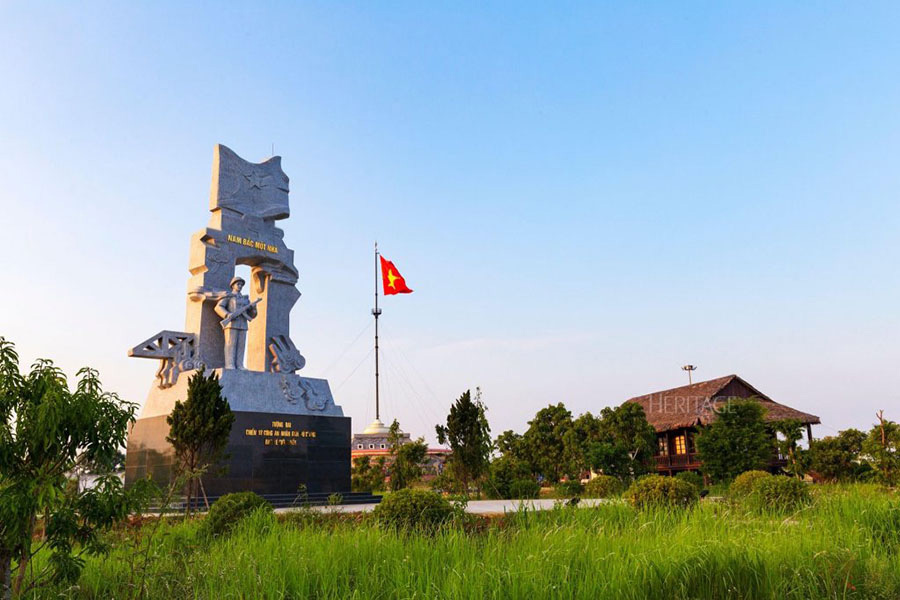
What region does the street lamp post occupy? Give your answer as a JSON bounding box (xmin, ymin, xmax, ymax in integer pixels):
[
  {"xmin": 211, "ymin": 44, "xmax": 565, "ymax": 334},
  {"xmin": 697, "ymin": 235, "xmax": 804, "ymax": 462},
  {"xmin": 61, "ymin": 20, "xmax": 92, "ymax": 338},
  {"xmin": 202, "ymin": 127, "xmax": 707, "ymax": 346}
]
[{"xmin": 681, "ymin": 364, "xmax": 697, "ymax": 385}]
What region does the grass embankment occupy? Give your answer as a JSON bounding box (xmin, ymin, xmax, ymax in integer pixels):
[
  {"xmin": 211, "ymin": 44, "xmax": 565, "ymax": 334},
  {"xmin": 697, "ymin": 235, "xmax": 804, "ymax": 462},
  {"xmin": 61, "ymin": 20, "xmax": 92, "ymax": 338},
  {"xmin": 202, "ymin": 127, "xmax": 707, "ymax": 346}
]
[{"xmin": 29, "ymin": 484, "xmax": 900, "ymax": 599}]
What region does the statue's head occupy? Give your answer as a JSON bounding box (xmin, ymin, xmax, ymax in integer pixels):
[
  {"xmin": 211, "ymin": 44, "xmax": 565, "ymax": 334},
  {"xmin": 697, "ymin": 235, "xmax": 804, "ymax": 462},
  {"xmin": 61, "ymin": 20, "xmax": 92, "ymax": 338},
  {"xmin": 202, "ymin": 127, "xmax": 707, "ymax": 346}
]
[{"xmin": 229, "ymin": 276, "xmax": 245, "ymax": 292}]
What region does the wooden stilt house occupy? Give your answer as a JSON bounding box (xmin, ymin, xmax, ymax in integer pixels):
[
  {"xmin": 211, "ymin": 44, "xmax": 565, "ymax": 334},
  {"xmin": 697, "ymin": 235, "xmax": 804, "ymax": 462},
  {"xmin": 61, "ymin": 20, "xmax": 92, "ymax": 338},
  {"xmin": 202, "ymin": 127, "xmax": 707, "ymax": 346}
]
[{"xmin": 625, "ymin": 374, "xmax": 820, "ymax": 475}]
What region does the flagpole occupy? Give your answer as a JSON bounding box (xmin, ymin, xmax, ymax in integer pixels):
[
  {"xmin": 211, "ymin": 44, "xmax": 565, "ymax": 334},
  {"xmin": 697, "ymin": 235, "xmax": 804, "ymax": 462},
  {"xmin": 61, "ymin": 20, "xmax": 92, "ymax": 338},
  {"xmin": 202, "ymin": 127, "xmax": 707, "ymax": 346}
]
[{"xmin": 372, "ymin": 241, "xmax": 382, "ymax": 421}]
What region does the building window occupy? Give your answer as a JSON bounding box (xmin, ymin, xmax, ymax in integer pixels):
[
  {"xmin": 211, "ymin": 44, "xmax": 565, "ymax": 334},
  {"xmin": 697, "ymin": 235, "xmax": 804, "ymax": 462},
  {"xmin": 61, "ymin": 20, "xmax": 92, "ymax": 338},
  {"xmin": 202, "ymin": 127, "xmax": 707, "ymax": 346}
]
[
  {"xmin": 380, "ymin": 444, "xmax": 385, "ymax": 449},
  {"xmin": 674, "ymin": 434, "xmax": 687, "ymax": 455},
  {"xmin": 369, "ymin": 444, "xmax": 375, "ymax": 449},
  {"xmin": 657, "ymin": 436, "xmax": 668, "ymax": 456},
  {"xmin": 357, "ymin": 444, "xmax": 362, "ymax": 449}
]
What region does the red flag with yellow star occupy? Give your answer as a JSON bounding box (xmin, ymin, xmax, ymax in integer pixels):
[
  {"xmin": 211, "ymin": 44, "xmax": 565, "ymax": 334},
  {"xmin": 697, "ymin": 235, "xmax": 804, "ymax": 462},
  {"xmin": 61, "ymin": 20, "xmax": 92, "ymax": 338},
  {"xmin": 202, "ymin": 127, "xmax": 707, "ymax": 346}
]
[{"xmin": 380, "ymin": 255, "xmax": 413, "ymax": 295}]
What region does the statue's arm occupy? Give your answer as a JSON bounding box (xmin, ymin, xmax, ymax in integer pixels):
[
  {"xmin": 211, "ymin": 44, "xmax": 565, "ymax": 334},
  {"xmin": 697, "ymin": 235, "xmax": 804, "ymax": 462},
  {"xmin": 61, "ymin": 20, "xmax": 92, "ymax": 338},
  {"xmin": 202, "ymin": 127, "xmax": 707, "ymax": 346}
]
[{"xmin": 214, "ymin": 296, "xmax": 230, "ymax": 320}]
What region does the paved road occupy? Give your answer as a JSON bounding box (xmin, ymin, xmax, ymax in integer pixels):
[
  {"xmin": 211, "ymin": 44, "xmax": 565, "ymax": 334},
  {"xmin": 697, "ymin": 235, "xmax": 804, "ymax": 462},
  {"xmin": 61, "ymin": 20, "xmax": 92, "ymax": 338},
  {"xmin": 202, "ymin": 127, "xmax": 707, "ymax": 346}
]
[{"xmin": 276, "ymin": 498, "xmax": 610, "ymax": 515}]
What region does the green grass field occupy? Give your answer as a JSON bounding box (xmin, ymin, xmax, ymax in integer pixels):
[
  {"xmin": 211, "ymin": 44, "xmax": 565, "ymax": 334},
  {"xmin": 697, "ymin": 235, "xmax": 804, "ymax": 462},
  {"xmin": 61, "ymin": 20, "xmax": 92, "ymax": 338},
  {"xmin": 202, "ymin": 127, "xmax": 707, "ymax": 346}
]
[{"xmin": 27, "ymin": 484, "xmax": 900, "ymax": 599}]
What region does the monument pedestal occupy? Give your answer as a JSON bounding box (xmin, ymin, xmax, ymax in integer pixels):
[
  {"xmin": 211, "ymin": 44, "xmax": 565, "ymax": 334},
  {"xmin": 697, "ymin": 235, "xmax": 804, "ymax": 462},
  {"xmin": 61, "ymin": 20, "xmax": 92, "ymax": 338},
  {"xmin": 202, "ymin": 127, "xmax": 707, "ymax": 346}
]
[{"xmin": 125, "ymin": 369, "xmax": 350, "ymax": 495}]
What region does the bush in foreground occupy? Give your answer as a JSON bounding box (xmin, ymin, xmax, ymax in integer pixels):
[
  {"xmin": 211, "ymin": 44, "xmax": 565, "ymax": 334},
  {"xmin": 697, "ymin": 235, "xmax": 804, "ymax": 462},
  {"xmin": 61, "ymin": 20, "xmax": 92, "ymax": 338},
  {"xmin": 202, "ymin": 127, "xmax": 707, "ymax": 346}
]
[
  {"xmin": 746, "ymin": 476, "xmax": 811, "ymax": 513},
  {"xmin": 202, "ymin": 491, "xmax": 271, "ymax": 538},
  {"xmin": 554, "ymin": 480, "xmax": 584, "ymax": 497},
  {"xmin": 729, "ymin": 470, "xmax": 772, "ymax": 498},
  {"xmin": 373, "ymin": 489, "xmax": 455, "ymax": 531},
  {"xmin": 675, "ymin": 471, "xmax": 704, "ymax": 491},
  {"xmin": 583, "ymin": 475, "xmax": 623, "ymax": 498},
  {"xmin": 508, "ymin": 479, "xmax": 541, "ymax": 499},
  {"xmin": 626, "ymin": 475, "xmax": 698, "ymax": 509}
]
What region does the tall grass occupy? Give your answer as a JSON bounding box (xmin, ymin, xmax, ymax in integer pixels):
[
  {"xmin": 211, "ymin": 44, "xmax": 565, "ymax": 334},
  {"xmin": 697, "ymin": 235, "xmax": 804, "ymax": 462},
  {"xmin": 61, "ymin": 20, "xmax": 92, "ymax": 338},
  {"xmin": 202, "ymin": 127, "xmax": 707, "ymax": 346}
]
[{"xmin": 27, "ymin": 484, "xmax": 900, "ymax": 599}]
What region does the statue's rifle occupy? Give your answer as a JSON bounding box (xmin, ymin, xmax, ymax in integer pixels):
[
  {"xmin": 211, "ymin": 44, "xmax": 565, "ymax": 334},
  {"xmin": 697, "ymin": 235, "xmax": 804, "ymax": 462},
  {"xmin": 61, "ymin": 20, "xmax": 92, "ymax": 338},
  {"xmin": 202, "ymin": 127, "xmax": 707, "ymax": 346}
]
[{"xmin": 220, "ymin": 298, "xmax": 261, "ymax": 328}]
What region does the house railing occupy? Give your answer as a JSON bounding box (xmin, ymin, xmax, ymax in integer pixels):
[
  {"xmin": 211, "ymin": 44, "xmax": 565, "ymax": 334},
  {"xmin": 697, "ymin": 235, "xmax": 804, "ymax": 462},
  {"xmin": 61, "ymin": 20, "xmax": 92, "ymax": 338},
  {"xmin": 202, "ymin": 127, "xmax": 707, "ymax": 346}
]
[
  {"xmin": 655, "ymin": 453, "xmax": 789, "ymax": 471},
  {"xmin": 655, "ymin": 453, "xmax": 700, "ymax": 469}
]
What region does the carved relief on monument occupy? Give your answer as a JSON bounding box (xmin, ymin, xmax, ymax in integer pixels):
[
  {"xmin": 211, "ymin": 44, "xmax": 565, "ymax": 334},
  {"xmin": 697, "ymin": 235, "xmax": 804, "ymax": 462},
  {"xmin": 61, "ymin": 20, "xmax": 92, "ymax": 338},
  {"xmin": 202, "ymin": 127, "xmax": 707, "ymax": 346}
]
[
  {"xmin": 128, "ymin": 331, "xmax": 197, "ymax": 388},
  {"xmin": 269, "ymin": 334, "xmax": 306, "ymax": 373},
  {"xmin": 280, "ymin": 375, "xmax": 328, "ymax": 411},
  {"xmin": 210, "ymin": 144, "xmax": 290, "ymax": 220}
]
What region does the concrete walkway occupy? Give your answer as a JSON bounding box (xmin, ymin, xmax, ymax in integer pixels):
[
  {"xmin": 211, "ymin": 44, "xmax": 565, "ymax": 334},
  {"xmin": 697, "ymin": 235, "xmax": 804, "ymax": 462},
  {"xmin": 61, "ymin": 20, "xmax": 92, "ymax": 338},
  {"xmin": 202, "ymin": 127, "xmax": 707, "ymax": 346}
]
[{"xmin": 276, "ymin": 498, "xmax": 610, "ymax": 515}]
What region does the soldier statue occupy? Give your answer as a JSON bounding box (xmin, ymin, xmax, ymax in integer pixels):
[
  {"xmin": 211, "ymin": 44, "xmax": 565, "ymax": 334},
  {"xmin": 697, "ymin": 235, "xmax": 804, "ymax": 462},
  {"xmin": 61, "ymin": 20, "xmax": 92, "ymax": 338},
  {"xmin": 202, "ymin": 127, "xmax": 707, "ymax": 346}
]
[{"xmin": 215, "ymin": 276, "xmax": 260, "ymax": 369}]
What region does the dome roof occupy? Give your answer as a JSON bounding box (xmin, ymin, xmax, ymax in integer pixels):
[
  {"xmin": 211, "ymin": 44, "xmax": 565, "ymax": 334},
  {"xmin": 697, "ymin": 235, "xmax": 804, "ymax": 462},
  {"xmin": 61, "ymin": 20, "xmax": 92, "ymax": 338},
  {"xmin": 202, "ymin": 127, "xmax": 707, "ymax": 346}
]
[{"xmin": 362, "ymin": 418, "xmax": 391, "ymax": 435}]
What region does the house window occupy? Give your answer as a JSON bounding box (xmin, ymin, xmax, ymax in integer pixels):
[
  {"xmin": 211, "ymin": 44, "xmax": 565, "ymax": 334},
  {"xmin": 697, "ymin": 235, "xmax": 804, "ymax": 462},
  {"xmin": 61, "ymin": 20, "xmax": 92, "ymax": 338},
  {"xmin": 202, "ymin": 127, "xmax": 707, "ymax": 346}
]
[
  {"xmin": 368, "ymin": 444, "xmax": 375, "ymax": 449},
  {"xmin": 674, "ymin": 435, "xmax": 687, "ymax": 455},
  {"xmin": 380, "ymin": 444, "xmax": 385, "ymax": 449},
  {"xmin": 357, "ymin": 444, "xmax": 363, "ymax": 449},
  {"xmin": 657, "ymin": 436, "xmax": 668, "ymax": 456}
]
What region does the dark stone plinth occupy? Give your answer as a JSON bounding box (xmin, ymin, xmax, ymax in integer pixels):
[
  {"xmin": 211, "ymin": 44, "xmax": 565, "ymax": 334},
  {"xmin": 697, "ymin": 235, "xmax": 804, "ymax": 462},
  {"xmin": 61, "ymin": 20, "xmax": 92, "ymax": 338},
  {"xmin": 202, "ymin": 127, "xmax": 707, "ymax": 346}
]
[{"xmin": 125, "ymin": 411, "xmax": 350, "ymax": 496}]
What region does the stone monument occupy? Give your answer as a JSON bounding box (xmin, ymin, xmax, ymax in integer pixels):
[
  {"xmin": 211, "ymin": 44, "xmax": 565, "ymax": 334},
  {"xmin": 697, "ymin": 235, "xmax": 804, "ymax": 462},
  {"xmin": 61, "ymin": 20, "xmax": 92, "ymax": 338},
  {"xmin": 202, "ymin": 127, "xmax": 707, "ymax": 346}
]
[{"xmin": 124, "ymin": 145, "xmax": 350, "ymax": 496}]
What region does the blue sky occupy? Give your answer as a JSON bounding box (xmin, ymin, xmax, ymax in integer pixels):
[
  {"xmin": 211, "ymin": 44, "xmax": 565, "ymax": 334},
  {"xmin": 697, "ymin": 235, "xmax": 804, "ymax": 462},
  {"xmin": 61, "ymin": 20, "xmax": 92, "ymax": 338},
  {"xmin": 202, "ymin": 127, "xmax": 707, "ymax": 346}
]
[{"xmin": 1, "ymin": 3, "xmax": 898, "ymax": 443}]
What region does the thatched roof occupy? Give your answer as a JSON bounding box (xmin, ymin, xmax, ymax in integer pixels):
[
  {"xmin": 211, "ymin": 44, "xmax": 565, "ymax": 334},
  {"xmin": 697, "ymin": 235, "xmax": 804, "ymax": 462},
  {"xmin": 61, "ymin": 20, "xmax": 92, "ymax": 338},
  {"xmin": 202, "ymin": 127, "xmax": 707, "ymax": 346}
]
[{"xmin": 624, "ymin": 374, "xmax": 820, "ymax": 432}]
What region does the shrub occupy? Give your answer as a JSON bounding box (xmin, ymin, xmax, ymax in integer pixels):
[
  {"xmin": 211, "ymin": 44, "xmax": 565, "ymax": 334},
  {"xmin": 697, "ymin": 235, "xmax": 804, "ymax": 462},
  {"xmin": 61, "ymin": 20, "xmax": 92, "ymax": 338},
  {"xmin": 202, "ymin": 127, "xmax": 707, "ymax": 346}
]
[
  {"xmin": 625, "ymin": 475, "xmax": 698, "ymax": 509},
  {"xmin": 583, "ymin": 475, "xmax": 623, "ymax": 498},
  {"xmin": 202, "ymin": 491, "xmax": 271, "ymax": 538},
  {"xmin": 508, "ymin": 479, "xmax": 541, "ymax": 499},
  {"xmin": 554, "ymin": 480, "xmax": 584, "ymax": 497},
  {"xmin": 484, "ymin": 455, "xmax": 532, "ymax": 499},
  {"xmin": 675, "ymin": 471, "xmax": 704, "ymax": 491},
  {"xmin": 745, "ymin": 476, "xmax": 811, "ymax": 513},
  {"xmin": 373, "ymin": 489, "xmax": 455, "ymax": 531},
  {"xmin": 730, "ymin": 470, "xmax": 772, "ymax": 498}
]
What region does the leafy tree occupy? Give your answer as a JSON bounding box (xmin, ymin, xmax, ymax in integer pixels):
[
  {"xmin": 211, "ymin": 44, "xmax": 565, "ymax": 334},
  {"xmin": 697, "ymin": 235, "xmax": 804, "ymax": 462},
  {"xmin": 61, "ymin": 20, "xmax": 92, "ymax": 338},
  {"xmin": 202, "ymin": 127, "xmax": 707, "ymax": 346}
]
[
  {"xmin": 587, "ymin": 441, "xmax": 632, "ymax": 482},
  {"xmin": 507, "ymin": 403, "xmax": 655, "ymax": 484},
  {"xmin": 494, "ymin": 430, "xmax": 523, "ymax": 458},
  {"xmin": 807, "ymin": 428, "xmax": 867, "ymax": 481},
  {"xmin": 484, "ymin": 454, "xmax": 533, "ymax": 499},
  {"xmin": 695, "ymin": 400, "xmax": 773, "ymax": 482},
  {"xmin": 520, "ymin": 403, "xmax": 573, "ymax": 483},
  {"xmin": 862, "ymin": 411, "xmax": 900, "ymax": 485},
  {"xmin": 771, "ymin": 419, "xmax": 805, "ymax": 478},
  {"xmin": 387, "ymin": 420, "xmax": 428, "ymax": 491},
  {"xmin": 435, "ymin": 389, "xmax": 492, "ymax": 496},
  {"xmin": 0, "ymin": 338, "xmax": 149, "ymax": 597},
  {"xmin": 71, "ymin": 448, "xmax": 127, "ymax": 493},
  {"xmin": 561, "ymin": 412, "xmax": 602, "ymax": 479},
  {"xmin": 166, "ymin": 369, "xmax": 234, "ymax": 513},
  {"xmin": 351, "ymin": 455, "xmax": 386, "ymax": 492},
  {"xmin": 591, "ymin": 403, "xmax": 657, "ymax": 481}
]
